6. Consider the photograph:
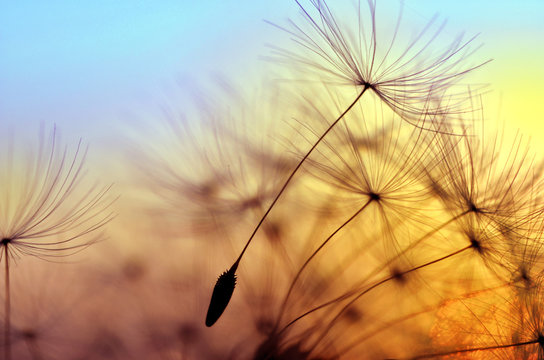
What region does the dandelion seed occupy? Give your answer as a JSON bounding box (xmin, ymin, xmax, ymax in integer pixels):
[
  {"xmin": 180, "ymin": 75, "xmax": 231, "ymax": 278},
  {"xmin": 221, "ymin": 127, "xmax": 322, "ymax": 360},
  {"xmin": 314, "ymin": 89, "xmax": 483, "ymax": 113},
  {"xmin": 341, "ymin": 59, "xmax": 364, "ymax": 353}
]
[
  {"xmin": 413, "ymin": 278, "xmax": 544, "ymax": 360},
  {"xmin": 428, "ymin": 119, "xmax": 543, "ymax": 234},
  {"xmin": 205, "ymin": 265, "xmax": 237, "ymax": 327},
  {"xmin": 221, "ymin": 95, "xmax": 447, "ymax": 332},
  {"xmin": 205, "ymin": 0, "xmax": 490, "ymax": 326},
  {"xmin": 0, "ymin": 127, "xmax": 114, "ymax": 259}
]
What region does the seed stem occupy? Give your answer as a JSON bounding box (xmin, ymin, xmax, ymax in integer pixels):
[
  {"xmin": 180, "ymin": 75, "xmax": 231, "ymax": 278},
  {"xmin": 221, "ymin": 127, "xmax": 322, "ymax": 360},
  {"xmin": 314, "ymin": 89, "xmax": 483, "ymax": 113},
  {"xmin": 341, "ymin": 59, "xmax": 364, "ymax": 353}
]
[
  {"xmin": 234, "ymin": 86, "xmax": 369, "ymax": 266},
  {"xmin": 278, "ymin": 210, "xmax": 471, "ymax": 333},
  {"xmin": 274, "ymin": 198, "xmax": 374, "ymax": 331},
  {"xmin": 206, "ymin": 88, "xmax": 369, "ymax": 326},
  {"xmin": 339, "ymin": 282, "xmax": 513, "ymax": 356},
  {"xmin": 398, "ymin": 339, "xmax": 539, "ymax": 359},
  {"xmin": 4, "ymin": 244, "xmax": 11, "ymax": 360},
  {"xmin": 300, "ymin": 245, "xmax": 474, "ymax": 356}
]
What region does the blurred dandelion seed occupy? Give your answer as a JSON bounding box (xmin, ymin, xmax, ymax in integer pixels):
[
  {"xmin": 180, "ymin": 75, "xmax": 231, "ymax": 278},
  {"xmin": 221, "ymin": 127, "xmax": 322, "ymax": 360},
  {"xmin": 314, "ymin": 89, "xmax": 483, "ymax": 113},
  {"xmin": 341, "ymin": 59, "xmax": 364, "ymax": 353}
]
[
  {"xmin": 0, "ymin": 126, "xmax": 114, "ymax": 360},
  {"xmin": 206, "ymin": 0, "xmax": 489, "ymax": 327},
  {"xmin": 205, "ymin": 265, "xmax": 237, "ymax": 327},
  {"xmin": 266, "ymin": 0, "xmax": 490, "ymax": 121}
]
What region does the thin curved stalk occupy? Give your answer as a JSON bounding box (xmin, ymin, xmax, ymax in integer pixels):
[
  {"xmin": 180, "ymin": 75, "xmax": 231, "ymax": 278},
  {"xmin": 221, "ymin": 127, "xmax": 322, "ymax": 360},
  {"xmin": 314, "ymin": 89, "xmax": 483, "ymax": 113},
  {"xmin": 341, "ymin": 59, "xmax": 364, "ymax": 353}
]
[
  {"xmin": 234, "ymin": 85, "xmax": 370, "ymax": 267},
  {"xmin": 274, "ymin": 198, "xmax": 374, "ymax": 330},
  {"xmin": 304, "ymin": 245, "xmax": 472, "ymax": 353},
  {"xmin": 278, "ymin": 210, "xmax": 471, "ymax": 333},
  {"xmin": 4, "ymin": 245, "xmax": 11, "ymax": 360},
  {"xmin": 206, "ymin": 87, "xmax": 370, "ymax": 326}
]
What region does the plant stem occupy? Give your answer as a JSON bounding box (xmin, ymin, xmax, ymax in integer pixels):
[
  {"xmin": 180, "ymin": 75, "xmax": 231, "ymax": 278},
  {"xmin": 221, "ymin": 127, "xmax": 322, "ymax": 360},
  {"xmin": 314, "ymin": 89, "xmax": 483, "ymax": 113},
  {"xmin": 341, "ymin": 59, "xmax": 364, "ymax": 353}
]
[
  {"xmin": 206, "ymin": 88, "xmax": 370, "ymax": 327},
  {"xmin": 274, "ymin": 198, "xmax": 374, "ymax": 330},
  {"xmin": 233, "ymin": 86, "xmax": 370, "ymax": 268},
  {"xmin": 4, "ymin": 245, "xmax": 11, "ymax": 360}
]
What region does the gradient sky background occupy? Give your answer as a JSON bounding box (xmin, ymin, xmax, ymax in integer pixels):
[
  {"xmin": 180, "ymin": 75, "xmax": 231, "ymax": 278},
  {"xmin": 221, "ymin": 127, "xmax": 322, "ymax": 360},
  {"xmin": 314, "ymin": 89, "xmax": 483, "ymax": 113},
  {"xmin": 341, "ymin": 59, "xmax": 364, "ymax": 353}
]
[{"xmin": 1, "ymin": 1, "xmax": 543, "ymax": 144}]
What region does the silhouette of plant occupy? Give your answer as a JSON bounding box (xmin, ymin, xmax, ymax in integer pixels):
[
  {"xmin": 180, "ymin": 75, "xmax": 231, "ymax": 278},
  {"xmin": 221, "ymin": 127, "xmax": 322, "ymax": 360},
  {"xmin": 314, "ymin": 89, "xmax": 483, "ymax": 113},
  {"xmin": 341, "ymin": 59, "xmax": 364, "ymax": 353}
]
[
  {"xmin": 110, "ymin": 1, "xmax": 544, "ymax": 359},
  {"xmin": 205, "ymin": 0, "xmax": 491, "ymax": 329},
  {"xmin": 0, "ymin": 126, "xmax": 114, "ymax": 359}
]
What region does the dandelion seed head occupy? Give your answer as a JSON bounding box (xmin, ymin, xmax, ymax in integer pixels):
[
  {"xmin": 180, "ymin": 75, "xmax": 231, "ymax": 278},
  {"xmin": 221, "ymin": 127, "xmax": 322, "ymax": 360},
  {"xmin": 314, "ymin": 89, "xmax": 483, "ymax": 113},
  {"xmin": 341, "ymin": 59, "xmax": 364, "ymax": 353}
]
[
  {"xmin": 0, "ymin": 126, "xmax": 113, "ymax": 261},
  {"xmin": 368, "ymin": 192, "xmax": 381, "ymax": 202},
  {"xmin": 176, "ymin": 322, "xmax": 200, "ymax": 344},
  {"xmin": 268, "ymin": 0, "xmax": 489, "ymax": 123},
  {"xmin": 197, "ymin": 181, "xmax": 220, "ymax": 200},
  {"xmin": 536, "ymin": 333, "xmax": 544, "ymax": 349},
  {"xmin": 518, "ymin": 266, "xmax": 534, "ymax": 288},
  {"xmin": 430, "ymin": 119, "xmax": 543, "ymax": 236},
  {"xmin": 468, "ymin": 201, "xmax": 482, "ymax": 214}
]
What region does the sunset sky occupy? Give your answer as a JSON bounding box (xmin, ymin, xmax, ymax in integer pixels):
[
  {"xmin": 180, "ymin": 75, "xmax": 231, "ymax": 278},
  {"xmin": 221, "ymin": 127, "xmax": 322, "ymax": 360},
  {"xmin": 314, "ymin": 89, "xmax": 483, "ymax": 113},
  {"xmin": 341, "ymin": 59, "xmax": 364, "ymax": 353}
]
[{"xmin": 1, "ymin": 1, "xmax": 542, "ymax": 140}]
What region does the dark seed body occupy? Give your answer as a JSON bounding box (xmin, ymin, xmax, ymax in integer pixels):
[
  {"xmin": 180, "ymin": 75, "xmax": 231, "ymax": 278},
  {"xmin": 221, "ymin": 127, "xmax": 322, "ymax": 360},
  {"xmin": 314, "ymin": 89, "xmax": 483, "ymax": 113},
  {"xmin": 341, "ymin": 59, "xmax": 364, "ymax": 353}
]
[{"xmin": 205, "ymin": 267, "xmax": 237, "ymax": 327}]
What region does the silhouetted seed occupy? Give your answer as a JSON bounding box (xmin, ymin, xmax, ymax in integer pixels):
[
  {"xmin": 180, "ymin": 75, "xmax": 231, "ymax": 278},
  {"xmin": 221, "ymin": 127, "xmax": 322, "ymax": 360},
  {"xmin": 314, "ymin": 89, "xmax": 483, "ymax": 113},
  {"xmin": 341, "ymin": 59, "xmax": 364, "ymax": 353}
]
[
  {"xmin": 520, "ymin": 267, "xmax": 532, "ymax": 286},
  {"xmin": 0, "ymin": 238, "xmax": 11, "ymax": 246},
  {"xmin": 351, "ymin": 137, "xmax": 380, "ymax": 151},
  {"xmin": 205, "ymin": 264, "xmax": 237, "ymax": 327},
  {"xmin": 428, "ymin": 178, "xmax": 447, "ymax": 199}
]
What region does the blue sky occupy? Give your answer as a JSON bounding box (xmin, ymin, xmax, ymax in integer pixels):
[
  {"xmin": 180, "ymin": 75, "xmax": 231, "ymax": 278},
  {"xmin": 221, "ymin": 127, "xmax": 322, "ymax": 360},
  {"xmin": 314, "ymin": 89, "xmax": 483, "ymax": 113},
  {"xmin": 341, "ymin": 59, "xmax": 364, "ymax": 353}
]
[
  {"xmin": 1, "ymin": 1, "xmax": 543, "ymax": 140},
  {"xmin": 0, "ymin": 1, "xmax": 284, "ymax": 138}
]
